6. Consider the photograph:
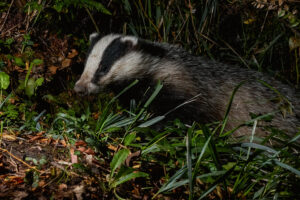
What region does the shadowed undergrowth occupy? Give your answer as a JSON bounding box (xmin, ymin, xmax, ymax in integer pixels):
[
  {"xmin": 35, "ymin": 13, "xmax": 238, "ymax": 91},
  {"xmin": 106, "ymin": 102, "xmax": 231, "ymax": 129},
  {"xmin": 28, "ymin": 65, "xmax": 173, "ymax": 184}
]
[{"xmin": 0, "ymin": 0, "xmax": 300, "ymax": 199}]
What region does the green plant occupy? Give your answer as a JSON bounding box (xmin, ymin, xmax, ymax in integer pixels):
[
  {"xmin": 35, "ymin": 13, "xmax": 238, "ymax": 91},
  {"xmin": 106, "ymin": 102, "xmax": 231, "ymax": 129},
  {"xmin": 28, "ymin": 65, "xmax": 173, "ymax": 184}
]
[
  {"xmin": 17, "ymin": 59, "xmax": 44, "ymax": 98},
  {"xmin": 108, "ymin": 148, "xmax": 148, "ymax": 195},
  {"xmin": 0, "ymin": 38, "xmax": 14, "ymax": 52},
  {"xmin": 0, "ymin": 71, "xmax": 10, "ymax": 102}
]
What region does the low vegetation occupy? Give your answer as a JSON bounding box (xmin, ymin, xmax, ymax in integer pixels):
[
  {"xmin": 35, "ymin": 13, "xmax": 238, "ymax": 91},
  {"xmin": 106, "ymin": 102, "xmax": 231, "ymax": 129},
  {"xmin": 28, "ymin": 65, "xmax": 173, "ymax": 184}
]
[{"xmin": 0, "ymin": 0, "xmax": 299, "ymax": 199}]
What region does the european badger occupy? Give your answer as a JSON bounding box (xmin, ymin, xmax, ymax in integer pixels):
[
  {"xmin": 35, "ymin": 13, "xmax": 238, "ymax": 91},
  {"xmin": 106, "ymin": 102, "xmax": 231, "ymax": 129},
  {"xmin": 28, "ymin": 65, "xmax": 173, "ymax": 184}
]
[{"xmin": 74, "ymin": 33, "xmax": 300, "ymax": 141}]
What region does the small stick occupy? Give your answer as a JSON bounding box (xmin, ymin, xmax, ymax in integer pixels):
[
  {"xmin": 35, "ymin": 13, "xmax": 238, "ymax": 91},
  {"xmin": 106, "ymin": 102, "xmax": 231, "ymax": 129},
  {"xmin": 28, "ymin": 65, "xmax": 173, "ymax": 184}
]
[
  {"xmin": 0, "ymin": 0, "xmax": 14, "ymax": 32},
  {"xmin": 0, "ymin": 147, "xmax": 42, "ymax": 173}
]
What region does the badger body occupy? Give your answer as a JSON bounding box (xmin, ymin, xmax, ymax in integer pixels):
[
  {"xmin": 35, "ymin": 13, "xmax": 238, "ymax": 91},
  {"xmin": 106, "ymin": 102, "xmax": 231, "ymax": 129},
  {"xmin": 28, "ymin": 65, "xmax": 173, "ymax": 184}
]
[{"xmin": 74, "ymin": 33, "xmax": 300, "ymax": 140}]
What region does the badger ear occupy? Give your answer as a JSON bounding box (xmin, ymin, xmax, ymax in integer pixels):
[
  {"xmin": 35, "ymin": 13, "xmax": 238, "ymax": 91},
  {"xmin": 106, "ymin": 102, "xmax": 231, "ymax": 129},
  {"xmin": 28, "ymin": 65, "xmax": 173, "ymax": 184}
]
[
  {"xmin": 89, "ymin": 32, "xmax": 99, "ymax": 42},
  {"xmin": 121, "ymin": 36, "xmax": 138, "ymax": 50},
  {"xmin": 124, "ymin": 40, "xmax": 134, "ymax": 50}
]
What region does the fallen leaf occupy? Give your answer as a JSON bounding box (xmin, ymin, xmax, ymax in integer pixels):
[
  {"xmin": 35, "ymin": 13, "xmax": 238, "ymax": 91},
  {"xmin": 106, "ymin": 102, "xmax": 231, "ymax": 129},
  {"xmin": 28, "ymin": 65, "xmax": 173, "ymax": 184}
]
[
  {"xmin": 29, "ymin": 135, "xmax": 43, "ymax": 142},
  {"xmin": 2, "ymin": 133, "xmax": 17, "ymax": 141},
  {"xmin": 60, "ymin": 139, "xmax": 67, "ymax": 147},
  {"xmin": 13, "ymin": 191, "xmax": 28, "ymax": 200},
  {"xmin": 70, "ymin": 148, "xmax": 78, "ymax": 164},
  {"xmin": 40, "ymin": 138, "xmax": 50, "ymax": 144},
  {"xmin": 38, "ymin": 180, "xmax": 46, "ymax": 187},
  {"xmin": 84, "ymin": 148, "xmax": 95, "ymax": 155},
  {"xmin": 77, "ymin": 147, "xmax": 86, "ymax": 152},
  {"xmin": 48, "ymin": 66, "xmax": 58, "ymax": 74},
  {"xmin": 59, "ymin": 183, "xmax": 68, "ymax": 191},
  {"xmin": 67, "ymin": 49, "xmax": 78, "ymax": 59},
  {"xmin": 86, "ymin": 154, "xmax": 93, "ymax": 165},
  {"xmin": 73, "ymin": 184, "xmax": 85, "ymax": 200},
  {"xmin": 75, "ymin": 140, "xmax": 87, "ymax": 147},
  {"xmin": 61, "ymin": 58, "xmax": 72, "ymax": 68},
  {"xmin": 289, "ymin": 37, "xmax": 300, "ymax": 51},
  {"xmin": 107, "ymin": 144, "xmax": 118, "ymax": 151}
]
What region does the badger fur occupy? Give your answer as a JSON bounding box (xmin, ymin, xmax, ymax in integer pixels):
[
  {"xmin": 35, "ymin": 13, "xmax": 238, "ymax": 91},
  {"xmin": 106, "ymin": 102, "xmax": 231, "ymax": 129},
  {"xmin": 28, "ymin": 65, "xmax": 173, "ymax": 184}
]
[{"xmin": 74, "ymin": 33, "xmax": 300, "ymax": 141}]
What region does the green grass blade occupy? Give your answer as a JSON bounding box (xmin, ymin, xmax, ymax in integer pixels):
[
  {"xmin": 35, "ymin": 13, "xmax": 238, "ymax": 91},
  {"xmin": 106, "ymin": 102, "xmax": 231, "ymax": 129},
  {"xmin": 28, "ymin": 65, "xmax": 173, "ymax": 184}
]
[
  {"xmin": 273, "ymin": 160, "xmax": 300, "ymax": 176},
  {"xmin": 202, "ymin": 124, "xmax": 222, "ymax": 170},
  {"xmin": 154, "ymin": 166, "xmax": 187, "ymax": 196},
  {"xmin": 110, "ymin": 149, "xmax": 130, "ymax": 177},
  {"xmin": 220, "ymin": 80, "xmax": 247, "ymax": 135},
  {"xmin": 0, "ymin": 93, "xmax": 11, "ymax": 109},
  {"xmin": 110, "ymin": 171, "xmax": 148, "ymax": 188},
  {"xmin": 138, "ymin": 115, "xmax": 165, "ymax": 127},
  {"xmin": 186, "ymin": 123, "xmax": 195, "ymax": 200}
]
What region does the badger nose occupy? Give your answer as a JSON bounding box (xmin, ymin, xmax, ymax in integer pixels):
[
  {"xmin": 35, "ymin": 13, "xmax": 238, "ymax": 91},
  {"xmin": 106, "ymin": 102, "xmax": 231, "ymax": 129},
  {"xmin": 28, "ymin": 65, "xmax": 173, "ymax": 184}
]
[{"xmin": 74, "ymin": 83, "xmax": 88, "ymax": 96}]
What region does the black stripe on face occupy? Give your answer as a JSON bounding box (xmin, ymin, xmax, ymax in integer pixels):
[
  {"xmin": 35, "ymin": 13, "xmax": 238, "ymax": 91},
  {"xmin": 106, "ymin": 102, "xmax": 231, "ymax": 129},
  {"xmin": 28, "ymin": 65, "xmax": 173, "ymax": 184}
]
[
  {"xmin": 92, "ymin": 37, "xmax": 133, "ymax": 84},
  {"xmin": 91, "ymin": 36, "xmax": 166, "ymax": 85}
]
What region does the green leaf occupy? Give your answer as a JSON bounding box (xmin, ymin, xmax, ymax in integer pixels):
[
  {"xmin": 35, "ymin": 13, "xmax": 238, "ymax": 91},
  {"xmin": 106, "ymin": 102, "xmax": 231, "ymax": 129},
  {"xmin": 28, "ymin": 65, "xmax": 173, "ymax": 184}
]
[
  {"xmin": 31, "ymin": 59, "xmax": 43, "ymax": 65},
  {"xmin": 278, "ymin": 10, "xmax": 285, "ymax": 18},
  {"xmin": 0, "ymin": 72, "xmax": 10, "ymax": 90},
  {"xmin": 5, "ymin": 38, "xmax": 14, "ymax": 45},
  {"xmin": 35, "ymin": 77, "xmax": 44, "ymax": 86},
  {"xmin": 14, "ymin": 57, "xmax": 25, "ymax": 66},
  {"xmin": 138, "ymin": 116, "xmax": 165, "ymax": 128},
  {"xmin": 84, "ymin": 1, "xmax": 111, "ymax": 15},
  {"xmin": 273, "ymin": 160, "xmax": 300, "ymax": 176},
  {"xmin": 39, "ymin": 158, "xmax": 47, "ymax": 165},
  {"xmin": 144, "ymin": 81, "xmax": 163, "ymax": 108},
  {"xmin": 110, "ymin": 171, "xmax": 148, "ymax": 188},
  {"xmin": 25, "ymin": 78, "xmax": 35, "ymax": 97},
  {"xmin": 32, "ymin": 171, "xmax": 40, "ymax": 188},
  {"xmin": 124, "ymin": 132, "xmax": 136, "ymax": 146},
  {"xmin": 110, "ymin": 149, "xmax": 130, "ymax": 176}
]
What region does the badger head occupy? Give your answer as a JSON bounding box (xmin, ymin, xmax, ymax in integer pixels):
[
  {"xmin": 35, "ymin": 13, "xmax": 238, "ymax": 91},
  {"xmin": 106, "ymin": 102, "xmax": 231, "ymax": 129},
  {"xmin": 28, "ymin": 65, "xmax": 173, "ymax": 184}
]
[{"xmin": 74, "ymin": 33, "xmax": 151, "ymax": 96}]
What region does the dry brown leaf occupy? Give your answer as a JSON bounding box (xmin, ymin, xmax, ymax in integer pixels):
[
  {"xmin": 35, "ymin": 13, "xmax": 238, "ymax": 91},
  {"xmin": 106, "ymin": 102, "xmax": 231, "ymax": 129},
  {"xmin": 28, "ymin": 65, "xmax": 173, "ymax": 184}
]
[
  {"xmin": 133, "ymin": 164, "xmax": 141, "ymax": 169},
  {"xmin": 67, "ymin": 49, "xmax": 78, "ymax": 59},
  {"xmin": 107, "ymin": 144, "xmax": 118, "ymax": 151},
  {"xmin": 40, "ymin": 138, "xmax": 50, "ymax": 144},
  {"xmin": 279, "ymin": 0, "xmax": 284, "ymax": 6},
  {"xmin": 14, "ymin": 66, "xmax": 24, "ymax": 72},
  {"xmin": 2, "ymin": 133, "xmax": 17, "ymax": 141},
  {"xmin": 289, "ymin": 37, "xmax": 300, "ymax": 51},
  {"xmin": 61, "ymin": 58, "xmax": 72, "ymax": 68},
  {"xmin": 75, "ymin": 140, "xmax": 87, "ymax": 147},
  {"xmin": 84, "ymin": 148, "xmax": 95, "ymax": 155},
  {"xmin": 70, "ymin": 148, "xmax": 78, "ymax": 164},
  {"xmin": 77, "ymin": 147, "xmax": 86, "ymax": 152},
  {"xmin": 38, "ymin": 180, "xmax": 46, "ymax": 187},
  {"xmin": 73, "ymin": 184, "xmax": 85, "ymax": 200},
  {"xmin": 48, "ymin": 65, "xmax": 58, "ymax": 75},
  {"xmin": 59, "ymin": 183, "xmax": 68, "ymax": 191},
  {"xmin": 29, "ymin": 135, "xmax": 43, "ymax": 142},
  {"xmin": 60, "ymin": 139, "xmax": 67, "ymax": 147}
]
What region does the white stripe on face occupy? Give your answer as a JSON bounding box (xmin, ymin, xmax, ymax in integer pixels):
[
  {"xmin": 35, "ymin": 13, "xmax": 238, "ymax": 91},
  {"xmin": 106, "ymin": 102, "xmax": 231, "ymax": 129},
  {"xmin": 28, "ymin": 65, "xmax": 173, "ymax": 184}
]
[{"xmin": 75, "ymin": 34, "xmax": 121, "ymax": 93}]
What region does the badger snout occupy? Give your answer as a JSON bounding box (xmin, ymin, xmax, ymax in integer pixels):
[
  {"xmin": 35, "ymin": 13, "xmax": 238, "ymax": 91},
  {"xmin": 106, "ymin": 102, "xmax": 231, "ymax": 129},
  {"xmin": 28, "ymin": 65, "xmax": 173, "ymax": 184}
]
[
  {"xmin": 74, "ymin": 80, "xmax": 99, "ymax": 96},
  {"xmin": 74, "ymin": 81, "xmax": 88, "ymax": 96}
]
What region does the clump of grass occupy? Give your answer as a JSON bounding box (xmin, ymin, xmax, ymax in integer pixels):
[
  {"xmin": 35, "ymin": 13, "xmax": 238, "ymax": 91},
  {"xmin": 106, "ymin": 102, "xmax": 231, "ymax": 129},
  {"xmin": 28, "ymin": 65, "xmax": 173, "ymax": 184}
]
[{"xmin": 46, "ymin": 80, "xmax": 300, "ymax": 199}]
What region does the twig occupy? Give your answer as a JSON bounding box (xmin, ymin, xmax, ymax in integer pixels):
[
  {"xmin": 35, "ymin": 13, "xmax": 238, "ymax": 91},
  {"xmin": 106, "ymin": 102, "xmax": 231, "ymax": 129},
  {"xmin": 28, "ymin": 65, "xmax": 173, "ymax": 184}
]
[
  {"xmin": 0, "ymin": 0, "xmax": 14, "ymax": 32},
  {"xmin": 260, "ymin": 9, "xmax": 269, "ymax": 33},
  {"xmin": 0, "ymin": 147, "xmax": 43, "ymax": 173},
  {"xmin": 188, "ymin": 0, "xmax": 200, "ymax": 47},
  {"xmin": 85, "ymin": 7, "xmax": 100, "ymax": 33},
  {"xmin": 137, "ymin": 0, "xmax": 162, "ymax": 41},
  {"xmin": 221, "ymin": 39, "xmax": 250, "ymax": 69},
  {"xmin": 0, "ymin": 24, "xmax": 19, "ymax": 37}
]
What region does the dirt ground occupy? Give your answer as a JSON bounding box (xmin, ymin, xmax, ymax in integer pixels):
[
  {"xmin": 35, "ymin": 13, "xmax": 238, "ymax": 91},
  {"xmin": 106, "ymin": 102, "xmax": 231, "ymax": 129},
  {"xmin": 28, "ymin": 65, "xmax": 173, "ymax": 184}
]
[{"xmin": 0, "ymin": 133, "xmax": 107, "ymax": 200}]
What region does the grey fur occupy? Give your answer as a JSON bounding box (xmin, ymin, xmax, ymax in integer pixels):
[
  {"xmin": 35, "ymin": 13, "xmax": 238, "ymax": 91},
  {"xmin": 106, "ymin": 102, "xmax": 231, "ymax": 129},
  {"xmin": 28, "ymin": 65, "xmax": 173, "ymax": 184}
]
[{"xmin": 75, "ymin": 34, "xmax": 300, "ymax": 141}]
